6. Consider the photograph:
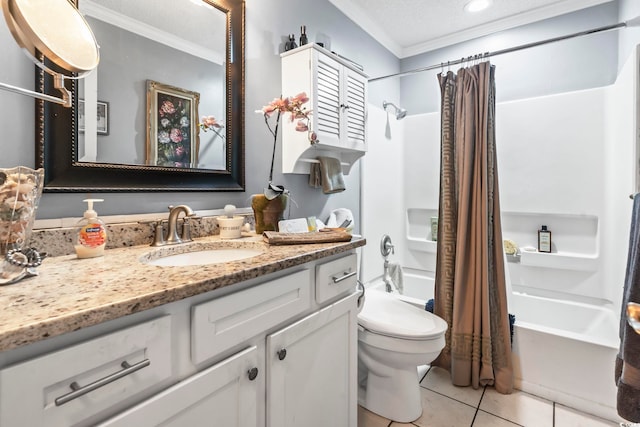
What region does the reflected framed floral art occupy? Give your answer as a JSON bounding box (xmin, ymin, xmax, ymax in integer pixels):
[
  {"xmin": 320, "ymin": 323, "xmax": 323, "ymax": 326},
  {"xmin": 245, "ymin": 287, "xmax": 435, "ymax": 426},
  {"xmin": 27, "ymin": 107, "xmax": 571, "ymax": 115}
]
[{"xmin": 146, "ymin": 80, "xmax": 200, "ymax": 168}]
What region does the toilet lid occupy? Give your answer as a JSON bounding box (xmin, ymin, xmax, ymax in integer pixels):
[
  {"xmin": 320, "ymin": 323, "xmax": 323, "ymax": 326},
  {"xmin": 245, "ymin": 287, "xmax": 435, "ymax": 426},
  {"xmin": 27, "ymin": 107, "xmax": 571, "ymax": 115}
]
[{"xmin": 358, "ymin": 290, "xmax": 447, "ymax": 339}]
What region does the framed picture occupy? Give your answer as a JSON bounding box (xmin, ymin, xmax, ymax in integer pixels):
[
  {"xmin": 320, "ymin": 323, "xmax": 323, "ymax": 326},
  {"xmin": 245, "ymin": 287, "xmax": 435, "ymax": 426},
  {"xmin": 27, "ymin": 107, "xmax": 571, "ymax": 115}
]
[
  {"xmin": 78, "ymin": 100, "xmax": 109, "ymax": 135},
  {"xmin": 146, "ymin": 80, "xmax": 200, "ymax": 168}
]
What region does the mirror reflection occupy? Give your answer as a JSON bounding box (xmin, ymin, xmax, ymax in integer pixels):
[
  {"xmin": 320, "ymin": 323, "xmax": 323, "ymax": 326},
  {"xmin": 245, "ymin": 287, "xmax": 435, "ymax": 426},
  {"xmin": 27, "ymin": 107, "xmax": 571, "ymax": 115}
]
[{"xmin": 77, "ymin": 0, "xmax": 227, "ymax": 170}]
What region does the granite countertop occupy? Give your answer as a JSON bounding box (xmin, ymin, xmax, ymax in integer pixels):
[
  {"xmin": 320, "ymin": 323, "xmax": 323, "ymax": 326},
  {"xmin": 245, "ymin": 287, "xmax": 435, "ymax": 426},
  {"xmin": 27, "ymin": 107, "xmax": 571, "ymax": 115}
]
[{"xmin": 0, "ymin": 234, "xmax": 365, "ymax": 353}]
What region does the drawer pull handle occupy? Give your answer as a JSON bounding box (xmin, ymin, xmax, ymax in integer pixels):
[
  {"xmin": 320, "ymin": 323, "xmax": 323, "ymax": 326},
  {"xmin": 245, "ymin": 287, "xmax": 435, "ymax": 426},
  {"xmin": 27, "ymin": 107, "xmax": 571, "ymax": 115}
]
[
  {"xmin": 248, "ymin": 367, "xmax": 259, "ymax": 381},
  {"xmin": 332, "ymin": 271, "xmax": 356, "ymax": 284},
  {"xmin": 54, "ymin": 359, "xmax": 151, "ymax": 406},
  {"xmin": 277, "ymin": 348, "xmax": 287, "ymax": 360}
]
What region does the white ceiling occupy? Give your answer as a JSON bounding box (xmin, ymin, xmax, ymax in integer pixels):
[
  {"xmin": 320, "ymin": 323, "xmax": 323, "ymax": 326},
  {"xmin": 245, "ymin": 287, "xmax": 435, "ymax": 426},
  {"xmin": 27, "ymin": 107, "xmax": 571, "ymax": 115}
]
[{"xmin": 329, "ymin": 0, "xmax": 614, "ymax": 58}]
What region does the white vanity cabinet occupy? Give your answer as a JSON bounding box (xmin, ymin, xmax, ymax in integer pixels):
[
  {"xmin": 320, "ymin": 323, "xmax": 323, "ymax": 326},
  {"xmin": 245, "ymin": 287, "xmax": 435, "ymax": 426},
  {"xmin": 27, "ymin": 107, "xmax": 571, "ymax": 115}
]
[
  {"xmin": 267, "ymin": 292, "xmax": 358, "ymax": 427},
  {"xmin": 281, "ymin": 43, "xmax": 368, "ymax": 175},
  {"xmin": 264, "ymin": 253, "xmax": 359, "ymax": 427},
  {"xmin": 98, "ymin": 346, "xmax": 260, "ymax": 427},
  {"xmin": 0, "ymin": 316, "xmax": 173, "ymax": 427},
  {"xmin": 0, "ymin": 251, "xmax": 360, "ymax": 427}
]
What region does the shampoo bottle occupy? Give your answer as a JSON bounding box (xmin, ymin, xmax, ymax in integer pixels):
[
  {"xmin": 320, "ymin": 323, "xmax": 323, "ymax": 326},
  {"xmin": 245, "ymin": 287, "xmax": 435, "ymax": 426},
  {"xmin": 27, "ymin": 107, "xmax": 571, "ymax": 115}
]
[
  {"xmin": 538, "ymin": 225, "xmax": 552, "ymax": 253},
  {"xmin": 75, "ymin": 199, "xmax": 107, "ymax": 259}
]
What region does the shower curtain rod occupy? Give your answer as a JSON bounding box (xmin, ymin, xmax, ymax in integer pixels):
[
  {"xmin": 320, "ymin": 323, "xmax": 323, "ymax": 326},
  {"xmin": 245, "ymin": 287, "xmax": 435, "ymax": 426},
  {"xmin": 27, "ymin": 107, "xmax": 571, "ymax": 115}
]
[{"xmin": 368, "ymin": 21, "xmax": 628, "ymax": 82}]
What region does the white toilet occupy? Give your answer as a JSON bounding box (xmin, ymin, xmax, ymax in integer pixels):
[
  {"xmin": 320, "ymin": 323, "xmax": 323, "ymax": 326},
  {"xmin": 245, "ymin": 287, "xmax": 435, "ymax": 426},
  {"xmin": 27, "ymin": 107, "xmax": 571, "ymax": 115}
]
[{"xmin": 357, "ymin": 290, "xmax": 448, "ymax": 423}]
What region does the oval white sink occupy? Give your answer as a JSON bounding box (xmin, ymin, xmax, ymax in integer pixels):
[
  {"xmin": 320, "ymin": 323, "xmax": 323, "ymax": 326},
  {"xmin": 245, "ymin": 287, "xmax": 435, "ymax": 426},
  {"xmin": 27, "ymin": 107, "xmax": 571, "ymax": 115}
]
[{"xmin": 145, "ymin": 248, "xmax": 264, "ymax": 267}]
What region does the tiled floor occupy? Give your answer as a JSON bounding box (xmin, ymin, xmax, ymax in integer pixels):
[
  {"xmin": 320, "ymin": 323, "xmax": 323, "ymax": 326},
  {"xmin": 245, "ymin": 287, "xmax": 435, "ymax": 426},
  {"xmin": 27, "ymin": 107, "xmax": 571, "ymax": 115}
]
[{"xmin": 358, "ymin": 366, "xmax": 622, "ymax": 427}]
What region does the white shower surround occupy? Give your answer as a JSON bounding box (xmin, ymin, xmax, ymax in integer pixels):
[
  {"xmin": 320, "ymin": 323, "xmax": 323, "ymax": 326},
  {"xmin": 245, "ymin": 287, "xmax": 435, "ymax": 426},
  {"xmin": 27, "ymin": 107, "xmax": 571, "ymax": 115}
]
[{"xmin": 361, "ymin": 48, "xmax": 639, "ymax": 421}]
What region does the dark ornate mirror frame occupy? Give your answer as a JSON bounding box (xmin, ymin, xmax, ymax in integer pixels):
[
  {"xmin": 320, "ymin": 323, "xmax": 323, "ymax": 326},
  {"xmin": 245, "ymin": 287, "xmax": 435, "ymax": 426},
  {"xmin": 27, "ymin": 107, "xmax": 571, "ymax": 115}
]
[{"xmin": 36, "ymin": 0, "xmax": 245, "ymax": 192}]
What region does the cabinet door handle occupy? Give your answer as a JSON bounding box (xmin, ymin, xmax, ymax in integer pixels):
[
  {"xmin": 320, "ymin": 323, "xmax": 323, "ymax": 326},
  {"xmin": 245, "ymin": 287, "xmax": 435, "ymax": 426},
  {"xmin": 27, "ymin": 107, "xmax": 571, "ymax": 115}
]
[
  {"xmin": 332, "ymin": 271, "xmax": 356, "ymax": 284},
  {"xmin": 247, "ymin": 367, "xmax": 259, "ymax": 381},
  {"xmin": 277, "ymin": 348, "xmax": 287, "ymax": 360},
  {"xmin": 54, "ymin": 359, "xmax": 151, "ymax": 406},
  {"xmin": 340, "ymin": 103, "xmax": 350, "ymax": 110}
]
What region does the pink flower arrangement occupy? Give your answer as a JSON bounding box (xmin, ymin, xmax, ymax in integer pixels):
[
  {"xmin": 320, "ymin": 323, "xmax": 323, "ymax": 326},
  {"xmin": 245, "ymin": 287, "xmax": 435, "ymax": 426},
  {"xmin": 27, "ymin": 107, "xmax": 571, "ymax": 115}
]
[
  {"xmin": 199, "ymin": 115, "xmax": 225, "ymax": 140},
  {"xmin": 259, "ymin": 92, "xmax": 315, "ymax": 139},
  {"xmin": 199, "ymin": 115, "xmax": 223, "ymax": 132},
  {"xmin": 258, "ymin": 92, "xmax": 316, "ymax": 197}
]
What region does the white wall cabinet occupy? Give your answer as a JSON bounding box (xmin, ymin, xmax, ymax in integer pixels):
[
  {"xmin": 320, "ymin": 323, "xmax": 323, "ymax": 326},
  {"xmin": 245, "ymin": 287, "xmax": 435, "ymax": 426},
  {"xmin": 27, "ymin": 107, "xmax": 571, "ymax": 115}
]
[
  {"xmin": 281, "ymin": 44, "xmax": 367, "ymax": 175},
  {"xmin": 0, "ymin": 252, "xmax": 359, "ymax": 427}
]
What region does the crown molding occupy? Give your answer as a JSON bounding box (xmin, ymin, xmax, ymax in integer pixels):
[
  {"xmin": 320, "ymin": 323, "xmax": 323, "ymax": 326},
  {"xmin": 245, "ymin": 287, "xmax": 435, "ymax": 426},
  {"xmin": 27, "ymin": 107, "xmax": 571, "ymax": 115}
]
[
  {"xmin": 81, "ymin": 0, "xmax": 224, "ymax": 64},
  {"xmin": 328, "ymin": 0, "xmax": 403, "ymax": 57},
  {"xmin": 330, "ymin": 0, "xmax": 613, "ymax": 59}
]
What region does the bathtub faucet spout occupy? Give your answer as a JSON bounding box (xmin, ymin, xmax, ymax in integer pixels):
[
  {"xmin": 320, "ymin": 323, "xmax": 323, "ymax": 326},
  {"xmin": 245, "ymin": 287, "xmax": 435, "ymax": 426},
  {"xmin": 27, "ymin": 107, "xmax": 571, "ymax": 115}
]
[{"xmin": 383, "ymin": 259, "xmax": 394, "ymax": 292}]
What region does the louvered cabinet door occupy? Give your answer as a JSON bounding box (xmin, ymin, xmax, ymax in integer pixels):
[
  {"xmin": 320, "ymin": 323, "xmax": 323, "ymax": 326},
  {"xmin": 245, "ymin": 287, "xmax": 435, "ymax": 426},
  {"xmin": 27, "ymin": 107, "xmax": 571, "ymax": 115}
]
[
  {"xmin": 314, "ymin": 53, "xmax": 367, "ymax": 151},
  {"xmin": 280, "ymin": 44, "xmax": 368, "ymax": 174},
  {"xmin": 342, "ymin": 68, "xmax": 367, "ymax": 151},
  {"xmin": 315, "ymin": 53, "xmax": 342, "ymax": 147}
]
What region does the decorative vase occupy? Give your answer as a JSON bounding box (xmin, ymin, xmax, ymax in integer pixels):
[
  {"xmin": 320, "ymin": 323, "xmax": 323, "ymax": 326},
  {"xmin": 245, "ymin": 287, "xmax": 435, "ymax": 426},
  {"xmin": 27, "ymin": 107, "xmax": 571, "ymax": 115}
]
[
  {"xmin": 251, "ymin": 194, "xmax": 288, "ymax": 234},
  {"xmin": 0, "ymin": 166, "xmax": 45, "ymax": 283}
]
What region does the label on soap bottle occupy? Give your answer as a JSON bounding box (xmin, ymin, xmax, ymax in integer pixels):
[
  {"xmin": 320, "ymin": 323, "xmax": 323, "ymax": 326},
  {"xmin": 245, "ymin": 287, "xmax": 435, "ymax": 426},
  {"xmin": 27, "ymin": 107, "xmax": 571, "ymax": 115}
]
[{"xmin": 79, "ymin": 223, "xmax": 106, "ymax": 248}]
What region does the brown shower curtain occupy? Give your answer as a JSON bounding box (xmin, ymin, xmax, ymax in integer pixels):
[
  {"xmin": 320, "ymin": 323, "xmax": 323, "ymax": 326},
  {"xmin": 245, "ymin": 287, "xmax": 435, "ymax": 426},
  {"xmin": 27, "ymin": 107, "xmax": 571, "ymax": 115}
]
[{"xmin": 432, "ymin": 61, "xmax": 513, "ymax": 394}]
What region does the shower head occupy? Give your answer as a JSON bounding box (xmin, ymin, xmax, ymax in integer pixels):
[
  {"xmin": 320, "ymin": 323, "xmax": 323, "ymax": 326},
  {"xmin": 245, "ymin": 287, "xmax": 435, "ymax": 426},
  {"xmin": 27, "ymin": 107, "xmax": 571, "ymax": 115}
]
[{"xmin": 383, "ymin": 101, "xmax": 407, "ymax": 120}]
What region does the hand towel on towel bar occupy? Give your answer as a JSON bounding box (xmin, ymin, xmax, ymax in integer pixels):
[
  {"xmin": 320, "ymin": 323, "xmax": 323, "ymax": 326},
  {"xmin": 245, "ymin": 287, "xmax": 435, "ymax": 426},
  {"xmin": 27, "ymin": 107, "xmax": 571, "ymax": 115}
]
[
  {"xmin": 318, "ymin": 156, "xmax": 345, "ymax": 194},
  {"xmin": 616, "ymin": 193, "xmax": 640, "ymax": 422}
]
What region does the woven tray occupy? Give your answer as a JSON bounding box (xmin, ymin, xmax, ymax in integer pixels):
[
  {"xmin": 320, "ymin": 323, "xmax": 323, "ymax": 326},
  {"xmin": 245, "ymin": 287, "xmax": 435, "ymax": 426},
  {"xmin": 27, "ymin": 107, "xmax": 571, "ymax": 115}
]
[{"xmin": 263, "ymin": 230, "xmax": 352, "ymax": 245}]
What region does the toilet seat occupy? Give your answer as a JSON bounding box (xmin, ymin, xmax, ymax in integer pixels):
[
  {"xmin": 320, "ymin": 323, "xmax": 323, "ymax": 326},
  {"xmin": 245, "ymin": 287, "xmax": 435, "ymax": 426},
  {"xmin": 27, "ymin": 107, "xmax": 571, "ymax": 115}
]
[{"xmin": 358, "ymin": 291, "xmax": 447, "ymax": 340}]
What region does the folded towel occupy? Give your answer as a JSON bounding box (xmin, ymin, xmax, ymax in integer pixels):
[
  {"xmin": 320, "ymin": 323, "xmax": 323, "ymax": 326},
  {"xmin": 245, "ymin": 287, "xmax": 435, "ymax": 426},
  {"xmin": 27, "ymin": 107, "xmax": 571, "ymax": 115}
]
[
  {"xmin": 617, "ymin": 194, "xmax": 640, "ymax": 421},
  {"xmin": 263, "ymin": 230, "xmax": 352, "ymax": 245},
  {"xmin": 388, "ymin": 262, "xmax": 404, "ymax": 294},
  {"xmin": 309, "ymin": 163, "xmax": 322, "ymax": 188},
  {"xmin": 318, "ymin": 156, "xmax": 345, "ymax": 194}
]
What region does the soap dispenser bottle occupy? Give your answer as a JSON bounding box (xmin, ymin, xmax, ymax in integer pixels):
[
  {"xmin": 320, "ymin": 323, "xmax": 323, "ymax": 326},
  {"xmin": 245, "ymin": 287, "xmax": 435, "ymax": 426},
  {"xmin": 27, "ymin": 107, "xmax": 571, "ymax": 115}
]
[
  {"xmin": 538, "ymin": 225, "xmax": 552, "ymax": 253},
  {"xmin": 74, "ymin": 199, "xmax": 107, "ymax": 258}
]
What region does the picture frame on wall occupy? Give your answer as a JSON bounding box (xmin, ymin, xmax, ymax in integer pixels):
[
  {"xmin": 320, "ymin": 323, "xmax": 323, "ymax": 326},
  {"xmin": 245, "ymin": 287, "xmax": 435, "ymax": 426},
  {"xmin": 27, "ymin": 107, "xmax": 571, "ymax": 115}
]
[
  {"xmin": 145, "ymin": 80, "xmax": 200, "ymax": 168},
  {"xmin": 78, "ymin": 100, "xmax": 109, "ymax": 135}
]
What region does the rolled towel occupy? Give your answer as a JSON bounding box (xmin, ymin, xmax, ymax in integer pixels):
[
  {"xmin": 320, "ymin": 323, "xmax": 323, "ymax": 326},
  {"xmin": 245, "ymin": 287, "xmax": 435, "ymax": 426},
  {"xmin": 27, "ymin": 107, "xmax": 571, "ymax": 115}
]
[{"xmin": 318, "ymin": 156, "xmax": 345, "ymax": 194}]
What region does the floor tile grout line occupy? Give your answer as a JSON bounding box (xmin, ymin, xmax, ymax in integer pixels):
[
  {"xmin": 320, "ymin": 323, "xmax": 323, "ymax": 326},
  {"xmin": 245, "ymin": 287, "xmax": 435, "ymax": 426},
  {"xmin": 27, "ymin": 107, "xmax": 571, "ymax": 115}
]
[
  {"xmin": 419, "ymin": 365, "xmax": 431, "ymax": 384},
  {"xmin": 474, "ymin": 408, "xmax": 526, "ymax": 426},
  {"xmin": 469, "ymin": 386, "xmax": 487, "ymax": 426},
  {"xmin": 423, "ymin": 386, "xmax": 480, "ymax": 410}
]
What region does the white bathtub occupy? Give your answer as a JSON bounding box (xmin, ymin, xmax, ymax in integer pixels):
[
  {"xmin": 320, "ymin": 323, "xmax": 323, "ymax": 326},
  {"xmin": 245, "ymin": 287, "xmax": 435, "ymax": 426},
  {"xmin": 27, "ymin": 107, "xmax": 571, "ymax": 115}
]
[
  {"xmin": 369, "ymin": 268, "xmax": 434, "ymax": 309},
  {"xmin": 511, "ymin": 291, "xmax": 620, "ymax": 421},
  {"xmin": 368, "ymin": 268, "xmax": 621, "ymax": 422}
]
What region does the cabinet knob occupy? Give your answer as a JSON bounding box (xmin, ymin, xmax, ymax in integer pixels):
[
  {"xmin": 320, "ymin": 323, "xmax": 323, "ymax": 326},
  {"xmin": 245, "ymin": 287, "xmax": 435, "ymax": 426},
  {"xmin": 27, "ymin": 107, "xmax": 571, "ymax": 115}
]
[
  {"xmin": 340, "ymin": 103, "xmax": 350, "ymax": 110},
  {"xmin": 247, "ymin": 367, "xmax": 258, "ymax": 381},
  {"xmin": 277, "ymin": 348, "xmax": 287, "ymax": 360}
]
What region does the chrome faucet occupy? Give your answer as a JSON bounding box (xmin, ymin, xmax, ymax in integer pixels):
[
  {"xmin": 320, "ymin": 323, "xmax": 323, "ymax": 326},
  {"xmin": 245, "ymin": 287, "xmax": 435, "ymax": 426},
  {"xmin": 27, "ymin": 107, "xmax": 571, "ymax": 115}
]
[
  {"xmin": 161, "ymin": 205, "xmax": 195, "ymax": 245},
  {"xmin": 380, "ymin": 234, "xmax": 395, "ymax": 292},
  {"xmin": 383, "ymin": 259, "xmax": 394, "ymax": 293}
]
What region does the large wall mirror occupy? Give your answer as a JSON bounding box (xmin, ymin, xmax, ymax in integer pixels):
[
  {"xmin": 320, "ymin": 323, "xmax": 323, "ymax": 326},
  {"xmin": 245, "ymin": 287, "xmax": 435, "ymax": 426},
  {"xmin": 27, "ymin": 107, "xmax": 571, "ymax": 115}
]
[{"xmin": 36, "ymin": 0, "xmax": 245, "ymax": 192}]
